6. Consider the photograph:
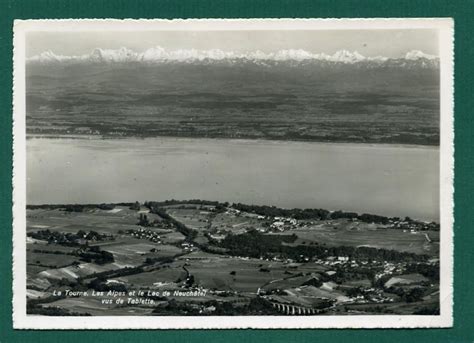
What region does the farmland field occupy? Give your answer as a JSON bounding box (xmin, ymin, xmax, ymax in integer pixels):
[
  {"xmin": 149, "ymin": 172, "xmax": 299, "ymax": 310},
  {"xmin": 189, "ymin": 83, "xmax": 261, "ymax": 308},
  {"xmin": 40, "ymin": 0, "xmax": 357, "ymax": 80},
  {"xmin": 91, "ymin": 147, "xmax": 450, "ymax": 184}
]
[
  {"xmin": 166, "ymin": 208, "xmax": 211, "ymax": 231},
  {"xmin": 270, "ymin": 220, "xmax": 439, "ymax": 256},
  {"xmin": 210, "ymin": 212, "xmax": 268, "ymax": 234},
  {"xmin": 26, "ymin": 201, "xmax": 440, "ymax": 316},
  {"xmin": 27, "ymin": 206, "xmax": 140, "ymax": 235}
]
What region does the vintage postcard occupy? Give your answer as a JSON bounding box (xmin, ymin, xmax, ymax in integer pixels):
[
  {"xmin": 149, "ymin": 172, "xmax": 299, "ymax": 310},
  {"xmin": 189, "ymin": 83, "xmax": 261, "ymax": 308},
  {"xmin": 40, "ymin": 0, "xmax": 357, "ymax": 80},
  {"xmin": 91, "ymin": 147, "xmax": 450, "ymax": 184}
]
[{"xmin": 12, "ymin": 18, "xmax": 453, "ymax": 329}]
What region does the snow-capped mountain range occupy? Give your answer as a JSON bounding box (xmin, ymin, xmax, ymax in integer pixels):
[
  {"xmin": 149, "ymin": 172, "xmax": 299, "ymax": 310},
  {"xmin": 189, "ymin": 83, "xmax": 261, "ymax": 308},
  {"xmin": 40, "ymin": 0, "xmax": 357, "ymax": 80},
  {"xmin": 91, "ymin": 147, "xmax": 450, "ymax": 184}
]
[{"xmin": 27, "ymin": 47, "xmax": 439, "ymax": 67}]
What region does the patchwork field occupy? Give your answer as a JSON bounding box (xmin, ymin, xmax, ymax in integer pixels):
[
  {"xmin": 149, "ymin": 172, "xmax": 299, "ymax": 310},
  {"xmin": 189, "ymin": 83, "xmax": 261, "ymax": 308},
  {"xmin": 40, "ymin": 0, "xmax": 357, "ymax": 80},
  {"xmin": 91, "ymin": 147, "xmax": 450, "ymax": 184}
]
[
  {"xmin": 27, "ymin": 251, "xmax": 79, "ymax": 268},
  {"xmin": 178, "ymin": 252, "xmax": 326, "ymax": 294},
  {"xmin": 210, "ymin": 212, "xmax": 268, "ymax": 234},
  {"xmin": 26, "ymin": 202, "xmax": 440, "ymax": 316},
  {"xmin": 121, "ymin": 267, "xmax": 185, "ymax": 289},
  {"xmin": 166, "ymin": 208, "xmax": 211, "ymax": 231},
  {"xmin": 271, "ymin": 220, "xmax": 439, "ymax": 256},
  {"xmin": 160, "ymin": 231, "xmax": 186, "ymax": 244},
  {"xmin": 27, "ymin": 206, "xmax": 141, "ymax": 235}
]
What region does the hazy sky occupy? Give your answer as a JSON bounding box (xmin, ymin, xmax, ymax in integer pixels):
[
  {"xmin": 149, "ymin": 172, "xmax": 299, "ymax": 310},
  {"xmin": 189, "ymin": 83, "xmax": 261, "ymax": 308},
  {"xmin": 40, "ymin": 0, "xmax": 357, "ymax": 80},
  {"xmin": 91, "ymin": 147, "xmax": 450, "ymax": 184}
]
[{"xmin": 26, "ymin": 29, "xmax": 439, "ymax": 58}]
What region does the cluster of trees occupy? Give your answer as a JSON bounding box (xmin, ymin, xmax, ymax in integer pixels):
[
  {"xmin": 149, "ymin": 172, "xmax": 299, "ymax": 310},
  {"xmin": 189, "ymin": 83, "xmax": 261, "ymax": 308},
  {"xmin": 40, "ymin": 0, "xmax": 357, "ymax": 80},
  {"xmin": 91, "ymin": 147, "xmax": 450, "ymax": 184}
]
[
  {"xmin": 413, "ymin": 305, "xmax": 440, "ymax": 315},
  {"xmin": 130, "ymin": 201, "xmax": 141, "ymax": 210},
  {"xmin": 345, "ymin": 287, "xmax": 366, "ymax": 298},
  {"xmin": 232, "ymin": 203, "xmax": 395, "ymax": 223},
  {"xmin": 28, "ymin": 230, "xmax": 82, "ymax": 246},
  {"xmin": 97, "ymin": 203, "xmax": 116, "ymax": 210},
  {"xmin": 152, "ymin": 297, "xmax": 281, "ymax": 316},
  {"xmin": 231, "ymin": 203, "xmax": 431, "ymax": 225},
  {"xmin": 64, "ymin": 203, "xmax": 118, "ymax": 212},
  {"xmin": 218, "ymin": 230, "xmax": 428, "ymax": 263},
  {"xmin": 214, "ymin": 203, "xmax": 229, "ymax": 213},
  {"xmin": 145, "ymin": 199, "xmax": 223, "ymax": 208},
  {"xmin": 232, "ymin": 203, "xmax": 330, "ymax": 220},
  {"xmin": 32, "ymin": 248, "xmax": 74, "ymax": 256},
  {"xmin": 329, "ymin": 210, "xmax": 359, "ymax": 220},
  {"xmin": 218, "ymin": 229, "xmax": 297, "ymax": 258},
  {"xmin": 151, "ymin": 299, "xmax": 202, "ymax": 316},
  {"xmin": 332, "ymin": 266, "xmax": 376, "ymax": 283},
  {"xmin": 79, "ymin": 246, "xmax": 114, "ymax": 265},
  {"xmin": 137, "ymin": 213, "xmax": 150, "ymax": 226},
  {"xmin": 405, "ymin": 262, "xmax": 440, "ymax": 281},
  {"xmin": 244, "ymin": 297, "xmax": 282, "ymax": 315},
  {"xmin": 357, "ymin": 213, "xmax": 391, "ymax": 224},
  {"xmin": 386, "ymin": 286, "xmax": 426, "ymax": 303},
  {"xmin": 64, "ymin": 204, "xmax": 90, "ymax": 212},
  {"xmin": 373, "ymin": 274, "xmax": 393, "ymax": 288},
  {"xmin": 28, "ymin": 229, "xmax": 111, "ymax": 246}
]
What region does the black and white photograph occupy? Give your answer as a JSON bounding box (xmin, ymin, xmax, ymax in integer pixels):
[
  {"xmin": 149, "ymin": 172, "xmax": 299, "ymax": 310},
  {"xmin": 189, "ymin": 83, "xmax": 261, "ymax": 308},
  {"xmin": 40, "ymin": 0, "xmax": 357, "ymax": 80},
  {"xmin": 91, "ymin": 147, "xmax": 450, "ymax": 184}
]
[{"xmin": 12, "ymin": 19, "xmax": 453, "ymax": 329}]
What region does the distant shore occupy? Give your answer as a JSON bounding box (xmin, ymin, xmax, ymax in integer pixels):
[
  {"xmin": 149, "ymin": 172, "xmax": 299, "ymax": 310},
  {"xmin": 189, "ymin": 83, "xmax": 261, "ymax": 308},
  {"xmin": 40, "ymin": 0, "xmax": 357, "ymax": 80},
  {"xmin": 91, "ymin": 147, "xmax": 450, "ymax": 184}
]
[{"xmin": 26, "ymin": 133, "xmax": 440, "ymax": 150}]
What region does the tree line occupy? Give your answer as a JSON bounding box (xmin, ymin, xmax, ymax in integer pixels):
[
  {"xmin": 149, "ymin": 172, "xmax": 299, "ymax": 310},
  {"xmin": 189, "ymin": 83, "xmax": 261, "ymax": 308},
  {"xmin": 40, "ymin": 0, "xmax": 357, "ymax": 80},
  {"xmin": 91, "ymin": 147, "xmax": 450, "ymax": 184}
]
[{"xmin": 218, "ymin": 230, "xmax": 428, "ymax": 263}]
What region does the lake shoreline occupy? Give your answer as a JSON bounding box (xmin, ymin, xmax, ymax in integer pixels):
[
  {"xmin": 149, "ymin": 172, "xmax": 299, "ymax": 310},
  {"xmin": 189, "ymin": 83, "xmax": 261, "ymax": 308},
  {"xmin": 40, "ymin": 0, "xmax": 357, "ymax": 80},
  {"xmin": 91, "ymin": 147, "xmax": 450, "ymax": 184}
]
[
  {"xmin": 26, "ymin": 133, "xmax": 440, "ymax": 150},
  {"xmin": 25, "ymin": 200, "xmax": 440, "ymax": 226}
]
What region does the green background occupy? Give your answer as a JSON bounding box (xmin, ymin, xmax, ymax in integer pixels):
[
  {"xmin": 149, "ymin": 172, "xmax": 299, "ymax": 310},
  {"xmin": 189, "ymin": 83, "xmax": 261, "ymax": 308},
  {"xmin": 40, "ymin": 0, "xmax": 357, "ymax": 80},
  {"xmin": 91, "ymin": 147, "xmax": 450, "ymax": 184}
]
[{"xmin": 0, "ymin": 0, "xmax": 472, "ymax": 342}]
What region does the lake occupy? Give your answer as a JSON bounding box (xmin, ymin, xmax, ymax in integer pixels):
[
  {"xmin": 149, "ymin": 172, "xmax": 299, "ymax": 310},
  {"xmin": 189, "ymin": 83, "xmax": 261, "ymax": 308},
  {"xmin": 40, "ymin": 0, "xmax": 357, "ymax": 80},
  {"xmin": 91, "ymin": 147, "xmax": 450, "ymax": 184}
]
[{"xmin": 26, "ymin": 137, "xmax": 439, "ymax": 222}]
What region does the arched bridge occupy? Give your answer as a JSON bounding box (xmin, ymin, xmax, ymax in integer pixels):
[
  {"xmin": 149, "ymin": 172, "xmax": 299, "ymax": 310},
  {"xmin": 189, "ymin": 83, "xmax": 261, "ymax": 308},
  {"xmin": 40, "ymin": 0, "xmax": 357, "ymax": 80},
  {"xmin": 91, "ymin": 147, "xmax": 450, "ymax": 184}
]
[{"xmin": 268, "ymin": 301, "xmax": 325, "ymax": 315}]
